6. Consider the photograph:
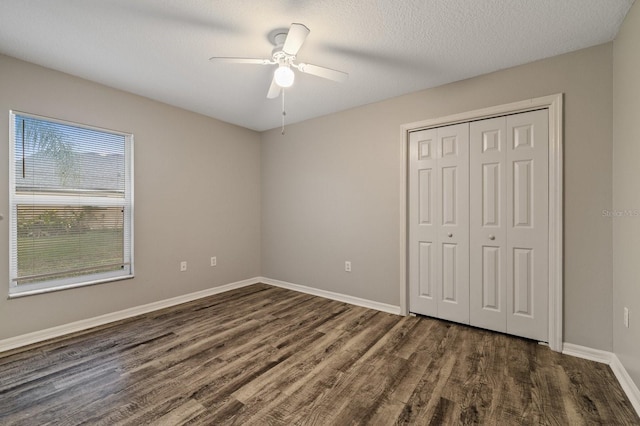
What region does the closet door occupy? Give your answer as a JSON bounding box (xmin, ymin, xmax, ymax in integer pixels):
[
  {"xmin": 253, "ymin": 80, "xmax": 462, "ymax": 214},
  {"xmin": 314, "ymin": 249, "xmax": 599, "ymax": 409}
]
[
  {"xmin": 435, "ymin": 124, "xmax": 469, "ymax": 323},
  {"xmin": 470, "ymin": 117, "xmax": 508, "ymax": 332},
  {"xmin": 411, "ymin": 109, "xmax": 549, "ymax": 341},
  {"xmin": 409, "ymin": 128, "xmax": 438, "ymax": 316},
  {"xmin": 506, "ymin": 110, "xmax": 548, "ymax": 341},
  {"xmin": 409, "ymin": 123, "xmax": 469, "ymax": 324},
  {"xmin": 469, "ymin": 110, "xmax": 549, "ymax": 341}
]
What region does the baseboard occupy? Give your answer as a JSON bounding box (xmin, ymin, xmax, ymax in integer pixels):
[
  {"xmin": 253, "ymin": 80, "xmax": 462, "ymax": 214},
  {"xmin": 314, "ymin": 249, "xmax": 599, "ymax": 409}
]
[
  {"xmin": 259, "ymin": 277, "xmax": 401, "ymax": 315},
  {"xmin": 0, "ymin": 277, "xmax": 261, "ymax": 353},
  {"xmin": 562, "ymin": 342, "xmax": 613, "ymax": 364},
  {"xmin": 563, "ymin": 343, "xmax": 640, "ymax": 415},
  {"xmin": 610, "ymin": 354, "xmax": 640, "ymax": 416}
]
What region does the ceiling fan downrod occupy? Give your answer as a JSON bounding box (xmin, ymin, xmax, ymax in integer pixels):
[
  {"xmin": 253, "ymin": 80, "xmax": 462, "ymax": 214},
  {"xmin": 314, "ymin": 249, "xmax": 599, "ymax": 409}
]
[{"xmin": 281, "ymin": 89, "xmax": 286, "ymax": 135}]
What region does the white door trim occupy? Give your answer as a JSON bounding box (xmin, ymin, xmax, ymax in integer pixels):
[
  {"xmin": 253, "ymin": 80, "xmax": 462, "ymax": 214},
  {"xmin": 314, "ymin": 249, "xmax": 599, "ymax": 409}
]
[{"xmin": 399, "ymin": 93, "xmax": 563, "ymax": 351}]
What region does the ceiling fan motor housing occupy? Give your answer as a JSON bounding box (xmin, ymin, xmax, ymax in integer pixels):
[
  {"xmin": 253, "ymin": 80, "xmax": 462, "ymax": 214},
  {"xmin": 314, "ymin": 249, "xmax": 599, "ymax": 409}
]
[{"xmin": 272, "ymin": 32, "xmax": 294, "ymax": 63}]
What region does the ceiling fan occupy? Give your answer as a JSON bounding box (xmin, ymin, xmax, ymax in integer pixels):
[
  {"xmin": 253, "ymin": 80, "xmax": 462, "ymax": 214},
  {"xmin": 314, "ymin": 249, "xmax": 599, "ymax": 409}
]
[{"xmin": 210, "ymin": 23, "xmax": 349, "ymax": 99}]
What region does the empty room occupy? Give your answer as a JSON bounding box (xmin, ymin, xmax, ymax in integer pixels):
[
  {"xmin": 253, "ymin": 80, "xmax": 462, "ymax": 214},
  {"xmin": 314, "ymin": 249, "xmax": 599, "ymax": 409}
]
[{"xmin": 1, "ymin": 0, "xmax": 640, "ymax": 424}]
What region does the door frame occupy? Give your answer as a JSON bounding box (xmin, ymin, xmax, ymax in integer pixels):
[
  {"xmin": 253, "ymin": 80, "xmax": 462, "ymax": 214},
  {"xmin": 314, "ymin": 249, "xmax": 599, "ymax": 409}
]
[{"xmin": 399, "ymin": 93, "xmax": 563, "ymax": 352}]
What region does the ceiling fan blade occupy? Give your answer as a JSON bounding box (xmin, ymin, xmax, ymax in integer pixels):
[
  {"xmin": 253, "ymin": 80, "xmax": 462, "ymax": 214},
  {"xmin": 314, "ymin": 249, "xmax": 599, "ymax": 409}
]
[
  {"xmin": 267, "ymin": 76, "xmax": 281, "ymax": 99},
  {"xmin": 297, "ymin": 63, "xmax": 349, "ymax": 83},
  {"xmin": 282, "ymin": 23, "xmax": 310, "ymax": 56},
  {"xmin": 209, "ymin": 57, "xmax": 272, "ymax": 65}
]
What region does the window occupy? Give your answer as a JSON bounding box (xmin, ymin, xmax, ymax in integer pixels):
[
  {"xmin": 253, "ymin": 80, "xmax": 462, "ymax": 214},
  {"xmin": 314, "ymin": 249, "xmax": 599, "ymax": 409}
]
[{"xmin": 9, "ymin": 111, "xmax": 134, "ymax": 297}]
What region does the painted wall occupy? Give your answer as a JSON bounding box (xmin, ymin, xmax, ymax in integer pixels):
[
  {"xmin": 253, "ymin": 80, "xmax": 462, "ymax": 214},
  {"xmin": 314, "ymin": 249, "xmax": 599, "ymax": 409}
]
[
  {"xmin": 262, "ymin": 43, "xmax": 614, "ymax": 351},
  {"xmin": 0, "ymin": 54, "xmax": 261, "ymax": 340},
  {"xmin": 613, "ymin": 0, "xmax": 640, "ymax": 386}
]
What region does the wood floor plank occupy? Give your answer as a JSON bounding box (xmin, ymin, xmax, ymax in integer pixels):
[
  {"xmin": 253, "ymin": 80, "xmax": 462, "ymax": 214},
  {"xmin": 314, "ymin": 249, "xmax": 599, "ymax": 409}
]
[
  {"xmin": 442, "ymin": 327, "xmax": 492, "ymax": 424},
  {"xmin": 396, "ymin": 326, "xmax": 462, "ymax": 424},
  {"xmin": 1, "ymin": 283, "xmax": 638, "ymax": 425}
]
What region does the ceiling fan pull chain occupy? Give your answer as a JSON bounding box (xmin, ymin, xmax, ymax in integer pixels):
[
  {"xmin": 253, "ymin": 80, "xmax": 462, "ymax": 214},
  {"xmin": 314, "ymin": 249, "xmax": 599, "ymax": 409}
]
[{"xmin": 281, "ymin": 89, "xmax": 286, "ymax": 135}]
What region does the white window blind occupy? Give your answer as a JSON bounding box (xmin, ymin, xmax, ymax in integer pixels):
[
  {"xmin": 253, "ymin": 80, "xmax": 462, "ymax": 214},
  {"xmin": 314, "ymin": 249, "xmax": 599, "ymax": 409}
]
[{"xmin": 9, "ymin": 111, "xmax": 134, "ymax": 297}]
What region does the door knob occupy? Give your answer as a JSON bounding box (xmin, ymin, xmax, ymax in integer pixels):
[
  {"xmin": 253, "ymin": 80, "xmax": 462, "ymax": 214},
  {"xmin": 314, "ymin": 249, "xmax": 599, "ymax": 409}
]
[
  {"xmin": 489, "ymin": 235, "xmax": 495, "ymax": 240},
  {"xmin": 448, "ymin": 233, "xmax": 453, "ymax": 238}
]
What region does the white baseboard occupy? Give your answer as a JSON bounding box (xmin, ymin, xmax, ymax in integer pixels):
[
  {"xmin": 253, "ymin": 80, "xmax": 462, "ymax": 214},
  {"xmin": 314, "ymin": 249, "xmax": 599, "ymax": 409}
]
[
  {"xmin": 611, "ymin": 353, "xmax": 640, "ymax": 416},
  {"xmin": 259, "ymin": 277, "xmax": 401, "ymax": 315},
  {"xmin": 562, "ymin": 342, "xmax": 613, "ymax": 364},
  {"xmin": 0, "ymin": 277, "xmax": 260, "ymax": 353},
  {"xmin": 563, "ymin": 343, "xmax": 640, "ymax": 416}
]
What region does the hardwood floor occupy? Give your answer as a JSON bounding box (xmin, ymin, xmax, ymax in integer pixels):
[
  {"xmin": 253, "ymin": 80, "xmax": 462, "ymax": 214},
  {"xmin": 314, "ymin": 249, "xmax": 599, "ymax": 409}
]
[{"xmin": 1, "ymin": 283, "xmax": 638, "ymax": 425}]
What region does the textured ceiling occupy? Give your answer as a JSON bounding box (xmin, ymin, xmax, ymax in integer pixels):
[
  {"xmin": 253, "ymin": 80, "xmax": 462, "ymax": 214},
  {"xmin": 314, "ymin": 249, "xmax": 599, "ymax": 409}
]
[{"xmin": 0, "ymin": 0, "xmax": 634, "ymax": 131}]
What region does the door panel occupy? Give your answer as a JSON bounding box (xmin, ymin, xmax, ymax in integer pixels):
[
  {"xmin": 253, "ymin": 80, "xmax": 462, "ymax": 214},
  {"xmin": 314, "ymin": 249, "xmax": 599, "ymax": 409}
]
[
  {"xmin": 409, "ymin": 129, "xmax": 438, "ymax": 316},
  {"xmin": 442, "ymin": 135, "xmax": 458, "ymax": 157},
  {"xmin": 409, "ymin": 123, "xmax": 469, "ymax": 324},
  {"xmin": 418, "ymin": 169, "xmax": 432, "ymax": 224},
  {"xmin": 441, "ymin": 243, "xmax": 458, "ymax": 301},
  {"xmin": 441, "ymin": 166, "xmax": 458, "ymax": 225},
  {"xmin": 513, "ymin": 160, "xmax": 533, "ymax": 228},
  {"xmin": 482, "ymin": 246, "xmax": 501, "ymax": 310},
  {"xmin": 435, "ymin": 124, "xmax": 469, "ymax": 323},
  {"xmin": 506, "ymin": 110, "xmax": 548, "ymax": 341},
  {"xmin": 482, "ymin": 163, "xmax": 500, "ymax": 226},
  {"xmin": 418, "ymin": 242, "xmax": 434, "ymax": 298},
  {"xmin": 513, "ymin": 248, "xmax": 533, "ymax": 316},
  {"xmin": 470, "ymin": 117, "xmax": 508, "ymax": 332}
]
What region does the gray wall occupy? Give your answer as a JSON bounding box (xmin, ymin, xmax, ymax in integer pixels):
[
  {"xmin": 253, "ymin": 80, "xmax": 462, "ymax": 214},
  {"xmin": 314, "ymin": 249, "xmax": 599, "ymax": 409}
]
[
  {"xmin": 0, "ymin": 54, "xmax": 261, "ymax": 340},
  {"xmin": 613, "ymin": 0, "xmax": 640, "ymax": 386},
  {"xmin": 262, "ymin": 43, "xmax": 614, "ymax": 351}
]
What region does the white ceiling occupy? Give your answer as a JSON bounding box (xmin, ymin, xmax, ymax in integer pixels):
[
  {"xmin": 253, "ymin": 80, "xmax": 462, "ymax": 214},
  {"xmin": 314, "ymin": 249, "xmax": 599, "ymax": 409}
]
[{"xmin": 0, "ymin": 0, "xmax": 634, "ymax": 131}]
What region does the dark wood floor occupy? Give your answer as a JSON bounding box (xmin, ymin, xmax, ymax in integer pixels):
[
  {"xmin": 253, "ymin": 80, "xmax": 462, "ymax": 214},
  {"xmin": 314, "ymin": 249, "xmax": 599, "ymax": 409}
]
[{"xmin": 0, "ymin": 284, "xmax": 638, "ymax": 425}]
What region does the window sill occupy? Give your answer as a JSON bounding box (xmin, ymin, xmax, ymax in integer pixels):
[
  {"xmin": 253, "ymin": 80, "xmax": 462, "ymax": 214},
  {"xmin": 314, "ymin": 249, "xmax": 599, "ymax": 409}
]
[{"xmin": 8, "ymin": 275, "xmax": 135, "ymax": 299}]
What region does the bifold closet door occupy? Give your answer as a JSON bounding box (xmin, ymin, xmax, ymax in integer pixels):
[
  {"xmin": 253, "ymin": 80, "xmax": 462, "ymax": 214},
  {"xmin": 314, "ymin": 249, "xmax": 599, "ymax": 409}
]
[
  {"xmin": 409, "ymin": 123, "xmax": 469, "ymax": 324},
  {"xmin": 469, "ymin": 109, "xmax": 549, "ymax": 342},
  {"xmin": 505, "ymin": 110, "xmax": 548, "ymax": 341},
  {"xmin": 469, "ymin": 117, "xmax": 508, "ymax": 333}
]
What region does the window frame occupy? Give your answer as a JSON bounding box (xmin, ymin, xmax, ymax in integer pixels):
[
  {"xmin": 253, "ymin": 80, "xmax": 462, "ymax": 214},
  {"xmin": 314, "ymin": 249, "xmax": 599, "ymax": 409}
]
[{"xmin": 8, "ymin": 111, "xmax": 134, "ymax": 297}]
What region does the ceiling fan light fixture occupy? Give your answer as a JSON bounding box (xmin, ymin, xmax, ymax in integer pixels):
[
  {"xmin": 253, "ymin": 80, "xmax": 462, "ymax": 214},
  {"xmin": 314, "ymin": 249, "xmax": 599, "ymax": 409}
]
[{"xmin": 274, "ymin": 65, "xmax": 295, "ymax": 88}]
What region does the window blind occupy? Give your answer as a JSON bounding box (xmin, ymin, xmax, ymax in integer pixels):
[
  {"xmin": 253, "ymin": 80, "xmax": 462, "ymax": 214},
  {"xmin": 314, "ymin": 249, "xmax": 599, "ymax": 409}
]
[{"xmin": 9, "ymin": 112, "xmax": 133, "ymax": 296}]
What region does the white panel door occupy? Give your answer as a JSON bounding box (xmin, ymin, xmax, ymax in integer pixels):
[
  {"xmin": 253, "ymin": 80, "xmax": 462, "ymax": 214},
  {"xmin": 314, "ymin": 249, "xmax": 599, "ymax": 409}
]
[
  {"xmin": 410, "ymin": 110, "xmax": 547, "ymax": 341},
  {"xmin": 506, "ymin": 110, "xmax": 548, "ymax": 341},
  {"xmin": 470, "ymin": 117, "xmax": 508, "ymax": 332},
  {"xmin": 409, "ymin": 128, "xmax": 438, "ymax": 316},
  {"xmin": 409, "ymin": 123, "xmax": 469, "ymax": 324},
  {"xmin": 435, "ymin": 124, "xmax": 469, "ymax": 323},
  {"xmin": 469, "ymin": 110, "xmax": 549, "ymax": 341}
]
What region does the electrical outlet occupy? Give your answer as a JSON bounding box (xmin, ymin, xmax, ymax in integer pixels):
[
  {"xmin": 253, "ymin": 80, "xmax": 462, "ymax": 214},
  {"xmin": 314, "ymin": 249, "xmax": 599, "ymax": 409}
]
[
  {"xmin": 345, "ymin": 261, "xmax": 351, "ymax": 272},
  {"xmin": 180, "ymin": 261, "xmax": 187, "ymax": 272},
  {"xmin": 624, "ymin": 307, "xmax": 629, "ymax": 328},
  {"xmin": 211, "ymin": 256, "xmax": 217, "ymax": 267}
]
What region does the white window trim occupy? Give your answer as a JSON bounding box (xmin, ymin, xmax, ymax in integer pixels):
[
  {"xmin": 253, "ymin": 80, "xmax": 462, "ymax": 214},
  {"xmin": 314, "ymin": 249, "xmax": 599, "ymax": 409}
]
[{"xmin": 8, "ymin": 110, "xmax": 135, "ymax": 298}]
